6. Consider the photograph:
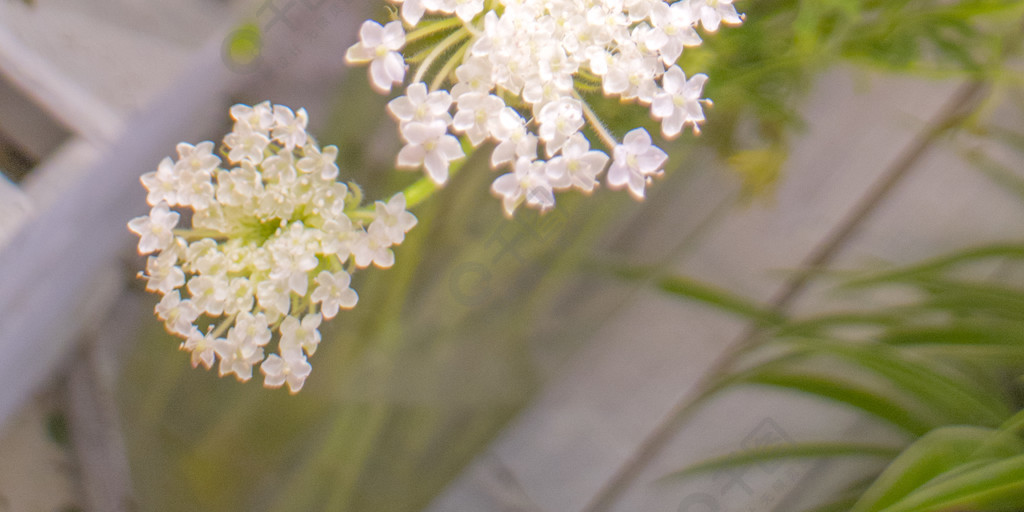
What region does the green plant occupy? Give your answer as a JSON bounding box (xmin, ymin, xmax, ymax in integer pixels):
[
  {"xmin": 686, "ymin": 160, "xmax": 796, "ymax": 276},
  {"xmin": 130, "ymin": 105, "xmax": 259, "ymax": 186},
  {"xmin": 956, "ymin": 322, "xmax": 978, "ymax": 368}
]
[{"xmin": 661, "ymin": 243, "xmax": 1024, "ymax": 511}]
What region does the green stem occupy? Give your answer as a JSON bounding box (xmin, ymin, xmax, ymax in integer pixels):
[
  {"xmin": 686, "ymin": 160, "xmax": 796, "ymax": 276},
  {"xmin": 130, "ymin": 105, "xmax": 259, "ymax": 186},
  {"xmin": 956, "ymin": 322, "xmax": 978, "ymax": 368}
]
[
  {"xmin": 412, "ymin": 27, "xmax": 472, "ymax": 86},
  {"xmin": 430, "ymin": 36, "xmax": 470, "ymax": 91},
  {"xmin": 575, "ymin": 90, "xmax": 619, "ymax": 151},
  {"xmin": 208, "ymin": 313, "xmax": 237, "ymax": 338},
  {"xmin": 403, "ymin": 16, "xmax": 464, "ymax": 45}
]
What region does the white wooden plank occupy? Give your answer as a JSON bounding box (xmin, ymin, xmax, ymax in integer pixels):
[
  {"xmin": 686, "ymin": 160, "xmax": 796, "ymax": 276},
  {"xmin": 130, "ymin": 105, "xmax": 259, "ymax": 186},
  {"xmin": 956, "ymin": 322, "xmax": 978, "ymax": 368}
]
[
  {"xmin": 0, "ymin": 39, "xmax": 232, "ymax": 428},
  {"xmin": 426, "ymin": 68, "xmax": 966, "ymax": 512},
  {"xmin": 0, "ymin": 177, "xmax": 31, "ymax": 248},
  {"xmin": 0, "ymin": 25, "xmax": 121, "ymax": 143},
  {"xmin": 20, "ymin": 138, "xmax": 102, "ymax": 211},
  {"xmin": 0, "ymin": 0, "xmax": 227, "ymax": 118}
]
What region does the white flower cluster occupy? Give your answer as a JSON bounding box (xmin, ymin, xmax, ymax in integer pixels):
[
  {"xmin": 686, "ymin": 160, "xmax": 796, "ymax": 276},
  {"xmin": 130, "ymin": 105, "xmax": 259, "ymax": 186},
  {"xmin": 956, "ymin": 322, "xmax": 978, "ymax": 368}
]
[
  {"xmin": 127, "ymin": 102, "xmax": 417, "ymax": 393},
  {"xmin": 345, "ymin": 0, "xmax": 742, "ymax": 214}
]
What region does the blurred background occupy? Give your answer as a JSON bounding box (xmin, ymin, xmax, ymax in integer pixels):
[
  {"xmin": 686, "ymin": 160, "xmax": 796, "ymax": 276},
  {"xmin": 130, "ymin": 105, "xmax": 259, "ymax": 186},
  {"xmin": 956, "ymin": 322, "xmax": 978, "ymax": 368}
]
[{"xmin": 1, "ymin": 0, "xmax": 1023, "ymax": 511}]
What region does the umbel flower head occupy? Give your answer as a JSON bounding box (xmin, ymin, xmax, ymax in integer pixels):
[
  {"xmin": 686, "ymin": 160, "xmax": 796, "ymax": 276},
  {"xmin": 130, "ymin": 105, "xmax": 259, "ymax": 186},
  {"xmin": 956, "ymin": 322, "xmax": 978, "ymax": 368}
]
[
  {"xmin": 346, "ymin": 0, "xmax": 743, "ymax": 215},
  {"xmin": 128, "ymin": 101, "xmax": 417, "ymax": 393}
]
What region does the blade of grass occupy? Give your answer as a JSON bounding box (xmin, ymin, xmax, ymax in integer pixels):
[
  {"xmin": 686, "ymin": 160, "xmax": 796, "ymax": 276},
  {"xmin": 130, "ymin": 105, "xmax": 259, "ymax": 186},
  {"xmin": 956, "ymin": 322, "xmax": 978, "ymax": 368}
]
[
  {"xmin": 741, "ymin": 370, "xmax": 936, "ymax": 436},
  {"xmin": 657, "ymin": 274, "xmax": 787, "ymax": 326},
  {"xmin": 851, "ymin": 426, "xmax": 1024, "ymax": 512},
  {"xmin": 842, "ymin": 244, "xmax": 1024, "ymax": 288},
  {"xmin": 778, "ymin": 338, "xmax": 1010, "ymax": 427},
  {"xmin": 662, "ymin": 442, "xmax": 901, "ymax": 481},
  {"xmin": 878, "ymin": 454, "xmax": 1024, "ymax": 512}
]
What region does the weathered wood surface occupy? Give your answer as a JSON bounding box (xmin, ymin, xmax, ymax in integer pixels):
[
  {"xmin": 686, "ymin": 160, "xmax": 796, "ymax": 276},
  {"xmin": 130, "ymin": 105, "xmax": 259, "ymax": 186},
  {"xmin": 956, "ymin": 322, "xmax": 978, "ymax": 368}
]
[
  {"xmin": 0, "ymin": 40, "xmax": 233, "ymax": 426},
  {"xmin": 426, "ymin": 69, "xmax": 1021, "ymax": 511}
]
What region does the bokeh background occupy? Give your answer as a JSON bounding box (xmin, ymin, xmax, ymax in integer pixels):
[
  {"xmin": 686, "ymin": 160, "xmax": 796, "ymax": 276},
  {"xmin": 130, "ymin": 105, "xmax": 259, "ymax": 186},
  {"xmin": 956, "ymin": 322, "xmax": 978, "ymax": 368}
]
[{"xmin": 1, "ymin": 0, "xmax": 1023, "ymax": 511}]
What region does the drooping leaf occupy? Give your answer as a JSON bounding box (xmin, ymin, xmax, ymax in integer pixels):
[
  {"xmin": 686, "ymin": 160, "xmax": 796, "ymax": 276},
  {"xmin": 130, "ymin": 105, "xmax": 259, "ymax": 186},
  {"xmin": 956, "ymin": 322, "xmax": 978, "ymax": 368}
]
[
  {"xmin": 776, "ymin": 338, "xmax": 1010, "ymax": 428},
  {"xmin": 657, "ymin": 274, "xmax": 786, "ymax": 327},
  {"xmin": 850, "ymin": 426, "xmax": 1024, "ymax": 512},
  {"xmin": 662, "ymin": 442, "xmax": 900, "ymax": 481},
  {"xmin": 740, "ymin": 369, "xmax": 936, "ymax": 436}
]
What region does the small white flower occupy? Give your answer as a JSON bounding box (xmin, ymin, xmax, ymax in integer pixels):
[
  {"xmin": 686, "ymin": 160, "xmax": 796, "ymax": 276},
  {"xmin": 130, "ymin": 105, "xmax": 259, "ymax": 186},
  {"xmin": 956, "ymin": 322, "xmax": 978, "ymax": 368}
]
[
  {"xmin": 546, "ymin": 133, "xmax": 609, "ymax": 192},
  {"xmin": 450, "ymin": 56, "xmax": 495, "ymax": 99},
  {"xmin": 174, "ymin": 141, "xmax": 220, "ymax": 175},
  {"xmin": 261, "ymin": 349, "xmax": 312, "ymax": 393},
  {"xmin": 391, "ymin": 0, "xmax": 427, "ymax": 26},
  {"xmin": 224, "ymin": 277, "xmax": 255, "ymax": 315},
  {"xmin": 256, "ymin": 277, "xmax": 292, "ymax": 317},
  {"xmin": 649, "ymin": 2, "xmax": 702, "ymax": 64},
  {"xmin": 140, "ymin": 157, "xmax": 180, "ymax": 207},
  {"xmin": 388, "ymin": 83, "xmax": 453, "ymax": 126},
  {"xmin": 267, "ymin": 223, "xmax": 319, "ymax": 296},
  {"xmin": 453, "ymin": 0, "xmax": 485, "ymax": 22},
  {"xmin": 181, "ymin": 329, "xmax": 218, "ymax": 370},
  {"xmin": 224, "ymin": 122, "xmax": 270, "ymax": 165},
  {"xmin": 215, "ymin": 163, "xmax": 263, "ymax": 207},
  {"xmin": 155, "ymin": 291, "xmax": 200, "ymax": 337},
  {"xmin": 230, "ymin": 102, "xmax": 274, "ymax": 133},
  {"xmin": 214, "ymin": 334, "xmax": 264, "ymax": 382},
  {"xmin": 279, "ymin": 313, "xmax": 323, "ymax": 356},
  {"xmin": 607, "ymin": 128, "xmax": 667, "ymax": 199},
  {"xmin": 491, "ymin": 157, "xmax": 556, "ymax": 215},
  {"xmin": 351, "ymin": 223, "xmax": 396, "ymax": 269},
  {"xmin": 260, "ymin": 151, "xmax": 297, "ymax": 183},
  {"xmin": 652, "ymin": 66, "xmax": 707, "ymax": 138},
  {"xmin": 271, "ymin": 105, "xmax": 309, "ymax": 150},
  {"xmin": 187, "ymin": 274, "xmax": 230, "ymax": 315},
  {"xmin": 345, "ymin": 20, "xmax": 407, "ymax": 93},
  {"xmin": 310, "ymin": 270, "xmax": 359, "ymax": 319},
  {"xmin": 452, "ymin": 92, "xmax": 505, "ymax": 146},
  {"xmin": 488, "ymin": 107, "xmax": 537, "ymax": 167},
  {"xmin": 537, "ymin": 98, "xmax": 584, "ymax": 157},
  {"xmin": 372, "ymin": 193, "xmax": 418, "ymax": 245},
  {"xmin": 175, "ymin": 166, "xmax": 216, "ymax": 210},
  {"xmin": 143, "ymin": 249, "xmax": 185, "ymax": 294},
  {"xmin": 296, "ymin": 144, "xmax": 340, "ymax": 180},
  {"xmin": 396, "ymin": 120, "xmax": 465, "ymax": 184},
  {"xmin": 689, "ymin": 0, "xmax": 743, "ymax": 32},
  {"xmin": 603, "ymin": 50, "xmax": 660, "ymax": 103},
  {"xmin": 228, "ymin": 311, "xmax": 273, "ymax": 351},
  {"xmin": 128, "ymin": 202, "xmax": 180, "ymax": 254}
]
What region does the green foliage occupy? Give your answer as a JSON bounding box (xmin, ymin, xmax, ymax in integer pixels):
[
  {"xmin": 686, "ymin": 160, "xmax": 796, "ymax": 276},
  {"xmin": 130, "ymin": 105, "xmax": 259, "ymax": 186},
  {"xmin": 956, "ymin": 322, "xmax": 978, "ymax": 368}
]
[
  {"xmin": 658, "ymin": 240, "xmax": 1024, "ymax": 511},
  {"xmin": 693, "ymin": 0, "xmax": 1023, "ymax": 195},
  {"xmin": 121, "ymin": 2, "xmax": 1024, "ymax": 511}
]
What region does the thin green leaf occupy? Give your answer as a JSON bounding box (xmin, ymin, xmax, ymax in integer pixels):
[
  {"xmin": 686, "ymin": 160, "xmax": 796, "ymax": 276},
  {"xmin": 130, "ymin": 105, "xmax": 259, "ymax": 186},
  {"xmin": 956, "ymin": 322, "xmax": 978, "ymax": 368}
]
[
  {"xmin": 997, "ymin": 408, "xmax": 1024, "ymax": 435},
  {"xmin": 917, "ymin": 278, "xmax": 1024, "ymax": 318},
  {"xmin": 905, "ymin": 344, "xmax": 1024, "ymax": 365},
  {"xmin": 778, "ymin": 338, "xmax": 1010, "ymax": 427},
  {"xmin": 775, "ymin": 310, "xmax": 911, "ymax": 337},
  {"xmin": 662, "ymin": 442, "xmax": 900, "ymax": 481},
  {"xmin": 878, "ymin": 320, "xmax": 1024, "ymax": 347},
  {"xmin": 842, "ymin": 244, "xmax": 1024, "ymax": 288},
  {"xmin": 657, "ymin": 275, "xmax": 786, "ymax": 327},
  {"xmin": 741, "ymin": 370, "xmax": 935, "ymax": 436},
  {"xmin": 879, "ymin": 454, "xmax": 1024, "ymax": 512},
  {"xmin": 851, "ymin": 426, "xmax": 1024, "ymax": 512},
  {"xmin": 964, "ymin": 147, "xmax": 1024, "ymax": 203}
]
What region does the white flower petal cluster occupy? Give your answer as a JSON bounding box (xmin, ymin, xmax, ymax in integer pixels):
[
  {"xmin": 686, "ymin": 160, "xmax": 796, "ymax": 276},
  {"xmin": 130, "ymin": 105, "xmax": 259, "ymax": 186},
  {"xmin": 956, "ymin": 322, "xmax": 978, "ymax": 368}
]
[
  {"xmin": 128, "ymin": 101, "xmax": 418, "ymax": 393},
  {"xmin": 346, "ymin": 0, "xmax": 742, "ymax": 215},
  {"xmin": 345, "ymin": 20, "xmax": 408, "ymax": 93}
]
